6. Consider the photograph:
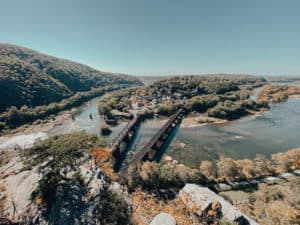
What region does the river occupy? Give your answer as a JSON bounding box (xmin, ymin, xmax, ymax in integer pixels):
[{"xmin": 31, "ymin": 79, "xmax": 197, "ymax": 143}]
[
  {"xmin": 1, "ymin": 82, "xmax": 299, "ymax": 169},
  {"xmin": 124, "ymin": 82, "xmax": 300, "ymax": 167}
]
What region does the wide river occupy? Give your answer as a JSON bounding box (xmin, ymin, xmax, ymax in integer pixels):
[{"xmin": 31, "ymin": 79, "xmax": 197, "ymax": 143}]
[{"xmin": 1, "ymin": 82, "xmax": 299, "ymax": 168}]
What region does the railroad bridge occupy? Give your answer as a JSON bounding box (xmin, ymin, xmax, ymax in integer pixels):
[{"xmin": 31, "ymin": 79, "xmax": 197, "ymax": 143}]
[
  {"xmin": 127, "ymin": 108, "xmax": 185, "ymax": 167},
  {"xmin": 111, "ymin": 114, "xmax": 141, "ymax": 157}
]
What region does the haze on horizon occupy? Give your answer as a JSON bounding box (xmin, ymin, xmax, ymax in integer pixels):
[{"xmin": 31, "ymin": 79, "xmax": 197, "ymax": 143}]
[{"xmin": 0, "ymin": 0, "xmax": 300, "ymax": 76}]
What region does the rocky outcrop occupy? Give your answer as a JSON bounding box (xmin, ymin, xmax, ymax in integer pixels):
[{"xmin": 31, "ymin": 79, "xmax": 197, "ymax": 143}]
[
  {"xmin": 179, "ymin": 184, "xmax": 259, "ymax": 225},
  {"xmin": 43, "ymin": 164, "xmax": 108, "ymax": 225},
  {"xmin": 150, "ymin": 212, "xmax": 177, "ymax": 225},
  {"xmin": 0, "ymin": 157, "xmax": 110, "ymax": 225},
  {"xmin": 0, "ymin": 156, "xmax": 40, "ymax": 221}
]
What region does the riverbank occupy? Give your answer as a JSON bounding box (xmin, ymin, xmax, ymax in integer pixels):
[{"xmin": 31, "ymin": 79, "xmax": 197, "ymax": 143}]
[
  {"xmin": 180, "ymin": 115, "xmax": 228, "ymax": 128},
  {"xmin": 290, "ymin": 94, "xmax": 300, "ymax": 99},
  {"xmin": 0, "ymin": 112, "xmax": 72, "ymax": 151},
  {"xmin": 0, "ymin": 91, "xmax": 116, "ymax": 151}
]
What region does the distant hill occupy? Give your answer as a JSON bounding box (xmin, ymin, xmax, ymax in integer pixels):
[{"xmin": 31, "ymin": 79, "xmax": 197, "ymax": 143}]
[
  {"xmin": 0, "ymin": 43, "xmax": 142, "ymax": 113},
  {"xmin": 138, "ymin": 74, "xmax": 267, "ymax": 86}
]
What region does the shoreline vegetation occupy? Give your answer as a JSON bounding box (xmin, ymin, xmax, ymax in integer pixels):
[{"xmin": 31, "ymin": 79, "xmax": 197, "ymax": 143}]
[
  {"xmin": 257, "ymin": 84, "xmax": 300, "ymax": 104},
  {"xmin": 0, "ymin": 85, "xmax": 132, "ymax": 135},
  {"xmin": 199, "ymin": 148, "xmax": 300, "ymax": 183},
  {"xmin": 0, "ymin": 85, "xmax": 139, "ymax": 135}
]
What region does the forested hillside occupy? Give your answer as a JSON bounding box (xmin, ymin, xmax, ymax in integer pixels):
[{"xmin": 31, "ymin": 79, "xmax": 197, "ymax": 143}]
[
  {"xmin": 0, "ymin": 44, "xmax": 142, "ymax": 113},
  {"xmin": 0, "ymin": 44, "xmax": 142, "ymax": 132}
]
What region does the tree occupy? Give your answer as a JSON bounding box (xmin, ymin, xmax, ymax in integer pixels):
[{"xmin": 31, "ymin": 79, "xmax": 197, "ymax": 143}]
[
  {"xmin": 98, "ymin": 103, "xmax": 112, "ymax": 115},
  {"xmin": 254, "ymin": 154, "xmax": 274, "ymax": 177},
  {"xmin": 6, "ymin": 106, "xmax": 20, "ymax": 125},
  {"xmin": 216, "ymin": 155, "xmax": 239, "ymax": 181},
  {"xmin": 200, "ymin": 160, "xmax": 217, "ymax": 179}
]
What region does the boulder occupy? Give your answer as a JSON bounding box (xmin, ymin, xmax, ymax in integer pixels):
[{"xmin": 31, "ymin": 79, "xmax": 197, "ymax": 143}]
[
  {"xmin": 163, "ymin": 155, "xmax": 173, "ymax": 162},
  {"xmin": 293, "ymin": 170, "xmax": 300, "ymax": 176},
  {"xmin": 0, "ymin": 157, "xmax": 41, "ymax": 220},
  {"xmin": 179, "ymin": 184, "xmax": 259, "ymax": 225},
  {"xmin": 150, "ymin": 212, "xmax": 176, "ymax": 225}
]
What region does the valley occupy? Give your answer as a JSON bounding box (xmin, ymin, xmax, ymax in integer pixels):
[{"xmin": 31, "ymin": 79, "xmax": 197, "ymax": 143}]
[{"xmin": 1, "ymin": 46, "xmax": 300, "ymax": 225}]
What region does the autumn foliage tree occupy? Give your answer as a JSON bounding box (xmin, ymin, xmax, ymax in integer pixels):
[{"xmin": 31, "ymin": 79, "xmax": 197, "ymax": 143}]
[{"xmin": 91, "ymin": 147, "xmax": 117, "ymax": 180}]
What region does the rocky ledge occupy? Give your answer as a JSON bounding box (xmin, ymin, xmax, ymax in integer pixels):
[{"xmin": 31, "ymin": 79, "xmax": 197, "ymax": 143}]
[{"xmin": 179, "ymin": 184, "xmax": 259, "ymax": 225}]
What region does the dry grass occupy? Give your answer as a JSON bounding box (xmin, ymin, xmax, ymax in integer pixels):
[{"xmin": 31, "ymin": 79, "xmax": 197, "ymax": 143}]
[
  {"xmin": 131, "ymin": 188, "xmax": 211, "ymax": 225},
  {"xmin": 221, "ymin": 176, "xmax": 300, "ymax": 225},
  {"xmin": 0, "ymin": 151, "xmax": 13, "ymax": 167},
  {"xmin": 0, "ymin": 183, "xmax": 7, "ymax": 216},
  {"xmin": 91, "ymin": 147, "xmax": 117, "ymax": 181}
]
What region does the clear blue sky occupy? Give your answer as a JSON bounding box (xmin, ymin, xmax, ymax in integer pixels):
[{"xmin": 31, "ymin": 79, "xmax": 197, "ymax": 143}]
[{"xmin": 1, "ymin": 0, "xmax": 299, "ymax": 76}]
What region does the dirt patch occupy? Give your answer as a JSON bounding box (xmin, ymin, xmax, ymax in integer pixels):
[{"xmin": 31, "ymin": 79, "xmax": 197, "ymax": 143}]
[{"xmin": 181, "ymin": 115, "xmax": 227, "ymax": 128}]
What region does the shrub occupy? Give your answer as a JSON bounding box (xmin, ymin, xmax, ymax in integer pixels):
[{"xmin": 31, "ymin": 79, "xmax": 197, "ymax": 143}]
[
  {"xmin": 200, "ymin": 160, "xmax": 217, "ymax": 179},
  {"xmin": 272, "ymin": 148, "xmax": 300, "ymax": 173},
  {"xmin": 254, "ymin": 154, "xmax": 275, "ymax": 177},
  {"xmin": 156, "ymin": 103, "xmax": 179, "ymax": 116},
  {"xmin": 95, "ymin": 189, "xmax": 132, "ymax": 225},
  {"xmin": 126, "ymin": 161, "xmax": 207, "ymax": 191},
  {"xmin": 216, "ymin": 155, "xmax": 239, "ymax": 181},
  {"xmin": 22, "ymin": 132, "xmax": 106, "ymax": 208},
  {"xmin": 22, "ymin": 131, "xmax": 106, "ymax": 169}
]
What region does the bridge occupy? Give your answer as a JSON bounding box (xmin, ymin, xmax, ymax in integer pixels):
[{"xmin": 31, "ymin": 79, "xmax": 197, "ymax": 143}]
[
  {"xmin": 126, "ymin": 108, "xmax": 185, "ymax": 167},
  {"xmin": 111, "ymin": 114, "xmax": 142, "ymax": 157}
]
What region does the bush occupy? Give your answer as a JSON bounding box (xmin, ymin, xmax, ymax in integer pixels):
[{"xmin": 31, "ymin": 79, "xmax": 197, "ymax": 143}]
[
  {"xmin": 216, "ymin": 155, "xmax": 239, "ymax": 181},
  {"xmin": 200, "ymin": 160, "xmax": 217, "ymax": 179},
  {"xmin": 272, "ymin": 148, "xmax": 300, "ymax": 173},
  {"xmin": 198, "ymin": 150, "xmax": 300, "ymax": 182},
  {"xmin": 22, "ymin": 131, "xmax": 106, "ymax": 169},
  {"xmin": 156, "ymin": 103, "xmax": 179, "ymax": 116},
  {"xmin": 95, "ymin": 189, "xmax": 132, "ymax": 225},
  {"xmin": 22, "ymin": 132, "xmax": 106, "ymax": 208},
  {"xmin": 187, "ymin": 95, "xmax": 220, "ymax": 113},
  {"xmin": 126, "ymin": 161, "xmax": 207, "ymax": 191},
  {"xmin": 208, "ymin": 100, "xmax": 247, "ymax": 120}
]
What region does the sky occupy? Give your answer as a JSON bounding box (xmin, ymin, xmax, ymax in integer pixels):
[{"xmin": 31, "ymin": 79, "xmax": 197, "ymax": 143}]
[{"xmin": 0, "ymin": 0, "xmax": 300, "ymax": 76}]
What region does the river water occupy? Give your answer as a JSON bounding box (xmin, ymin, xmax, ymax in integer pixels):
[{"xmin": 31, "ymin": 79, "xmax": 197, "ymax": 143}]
[
  {"xmin": 1, "ymin": 82, "xmax": 299, "ymax": 169},
  {"xmin": 123, "ymin": 82, "xmax": 300, "ymax": 167},
  {"xmin": 47, "ymin": 97, "xmax": 128, "ymax": 142}
]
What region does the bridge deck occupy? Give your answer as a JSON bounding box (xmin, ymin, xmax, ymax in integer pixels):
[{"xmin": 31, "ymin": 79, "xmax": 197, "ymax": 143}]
[
  {"xmin": 111, "ymin": 114, "xmax": 140, "ymax": 153},
  {"xmin": 129, "ymin": 109, "xmax": 183, "ymax": 165}
]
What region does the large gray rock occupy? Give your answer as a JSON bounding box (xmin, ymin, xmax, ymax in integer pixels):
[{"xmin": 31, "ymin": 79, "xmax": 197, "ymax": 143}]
[
  {"xmin": 150, "ymin": 212, "xmax": 176, "ymax": 225},
  {"xmin": 0, "ymin": 156, "xmax": 41, "ymax": 220},
  {"xmin": 47, "ymin": 165, "xmax": 108, "ymax": 225},
  {"xmin": 179, "ymin": 184, "xmax": 259, "ymax": 225}
]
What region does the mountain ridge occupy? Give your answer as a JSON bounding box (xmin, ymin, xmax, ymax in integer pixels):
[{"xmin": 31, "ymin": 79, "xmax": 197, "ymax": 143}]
[{"xmin": 0, "ymin": 43, "xmax": 142, "ymax": 113}]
